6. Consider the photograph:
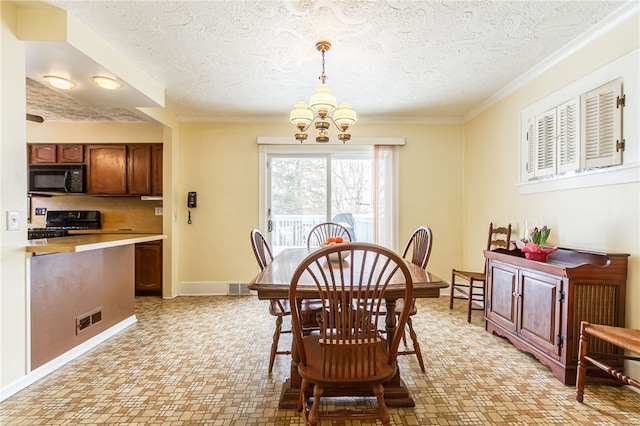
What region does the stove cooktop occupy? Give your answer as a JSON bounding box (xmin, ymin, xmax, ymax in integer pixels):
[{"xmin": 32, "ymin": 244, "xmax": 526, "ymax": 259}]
[{"xmin": 28, "ymin": 210, "xmax": 101, "ymax": 240}]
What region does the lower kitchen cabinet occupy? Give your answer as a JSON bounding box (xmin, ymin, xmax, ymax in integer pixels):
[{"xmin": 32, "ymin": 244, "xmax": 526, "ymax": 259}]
[
  {"xmin": 135, "ymin": 241, "xmax": 162, "ymax": 295},
  {"xmin": 484, "ymin": 247, "xmax": 628, "ymax": 385}
]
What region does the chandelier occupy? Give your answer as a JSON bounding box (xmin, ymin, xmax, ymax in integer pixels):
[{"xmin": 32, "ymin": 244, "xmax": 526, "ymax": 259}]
[{"xmin": 289, "ymin": 41, "xmax": 357, "ymax": 143}]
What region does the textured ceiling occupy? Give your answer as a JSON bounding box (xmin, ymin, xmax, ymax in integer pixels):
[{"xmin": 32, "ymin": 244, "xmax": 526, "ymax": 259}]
[{"xmin": 26, "ymin": 0, "xmax": 629, "ymax": 123}]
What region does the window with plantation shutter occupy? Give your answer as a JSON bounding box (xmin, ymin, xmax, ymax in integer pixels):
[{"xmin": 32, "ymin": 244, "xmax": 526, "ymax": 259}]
[
  {"xmin": 582, "ymin": 80, "xmax": 622, "ymax": 168},
  {"xmin": 535, "ymin": 109, "xmax": 556, "ymax": 177},
  {"xmin": 558, "ymin": 98, "xmax": 580, "ymax": 173},
  {"xmin": 518, "ymin": 50, "xmax": 636, "ymax": 193},
  {"xmin": 520, "ymin": 77, "xmax": 625, "ymax": 185}
]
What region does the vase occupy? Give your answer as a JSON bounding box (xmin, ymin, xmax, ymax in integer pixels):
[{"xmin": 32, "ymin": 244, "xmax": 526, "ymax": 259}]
[{"xmin": 525, "ymin": 251, "xmax": 548, "ymax": 262}]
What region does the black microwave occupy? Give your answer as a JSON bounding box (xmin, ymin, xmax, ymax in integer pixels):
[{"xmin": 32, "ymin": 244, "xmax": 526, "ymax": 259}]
[{"xmin": 28, "ymin": 164, "xmax": 86, "ymax": 194}]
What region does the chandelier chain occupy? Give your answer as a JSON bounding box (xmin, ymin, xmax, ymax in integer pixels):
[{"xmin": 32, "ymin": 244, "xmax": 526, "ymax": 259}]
[{"xmin": 319, "ymin": 49, "xmax": 327, "ymax": 84}]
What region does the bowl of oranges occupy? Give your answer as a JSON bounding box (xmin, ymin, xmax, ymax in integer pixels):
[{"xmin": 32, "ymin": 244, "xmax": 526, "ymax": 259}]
[{"xmin": 322, "ymin": 237, "xmax": 350, "ymax": 261}]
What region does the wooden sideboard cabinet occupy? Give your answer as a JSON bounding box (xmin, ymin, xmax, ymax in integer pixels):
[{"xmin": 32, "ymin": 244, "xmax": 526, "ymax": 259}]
[{"xmin": 484, "ymin": 247, "xmax": 628, "ymax": 385}]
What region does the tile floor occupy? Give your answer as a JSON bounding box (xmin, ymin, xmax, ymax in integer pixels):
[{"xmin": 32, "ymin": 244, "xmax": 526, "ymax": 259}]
[{"xmin": 1, "ymin": 295, "xmax": 638, "ymax": 425}]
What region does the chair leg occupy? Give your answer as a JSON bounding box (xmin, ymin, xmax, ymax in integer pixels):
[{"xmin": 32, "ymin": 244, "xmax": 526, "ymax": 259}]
[
  {"xmin": 308, "ymin": 384, "xmax": 323, "ymax": 425},
  {"xmin": 466, "ymin": 278, "xmax": 475, "ymax": 323},
  {"xmin": 401, "ymin": 323, "xmax": 408, "ymax": 347},
  {"xmin": 576, "ymin": 323, "xmax": 589, "ymax": 402},
  {"xmin": 406, "ymin": 316, "xmax": 425, "ymax": 372},
  {"xmin": 449, "ymin": 271, "xmax": 456, "ymax": 309},
  {"xmin": 269, "ymin": 315, "xmax": 283, "ymax": 373},
  {"xmin": 373, "ymin": 383, "xmax": 390, "ymax": 425}
]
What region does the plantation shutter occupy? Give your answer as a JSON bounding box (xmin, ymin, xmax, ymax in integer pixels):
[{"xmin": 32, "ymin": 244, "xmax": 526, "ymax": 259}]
[
  {"xmin": 557, "ymin": 98, "xmax": 580, "ymax": 173},
  {"xmin": 535, "ymin": 109, "xmax": 556, "ymax": 177},
  {"xmin": 525, "ymin": 118, "xmax": 536, "ymax": 181},
  {"xmin": 582, "ymin": 80, "xmax": 622, "ymax": 168}
]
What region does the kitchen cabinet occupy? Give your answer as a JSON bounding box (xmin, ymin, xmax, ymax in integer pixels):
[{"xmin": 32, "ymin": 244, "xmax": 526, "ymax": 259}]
[
  {"xmin": 86, "ymin": 145, "xmax": 128, "ymax": 195},
  {"xmin": 85, "ymin": 144, "xmax": 162, "ymax": 196},
  {"xmin": 128, "ymin": 144, "xmax": 152, "ymax": 195},
  {"xmin": 135, "ymin": 240, "xmax": 162, "ymax": 295},
  {"xmin": 29, "ymin": 144, "xmax": 84, "ymax": 164},
  {"xmin": 151, "ymin": 144, "xmax": 163, "ymax": 196},
  {"xmin": 484, "ymin": 247, "xmax": 628, "ymax": 385},
  {"xmin": 58, "ymin": 144, "xmax": 84, "ymax": 163}
]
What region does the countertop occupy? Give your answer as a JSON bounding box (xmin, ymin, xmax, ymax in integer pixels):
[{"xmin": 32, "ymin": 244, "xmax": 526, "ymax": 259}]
[{"xmin": 26, "ymin": 233, "xmax": 166, "ymax": 253}]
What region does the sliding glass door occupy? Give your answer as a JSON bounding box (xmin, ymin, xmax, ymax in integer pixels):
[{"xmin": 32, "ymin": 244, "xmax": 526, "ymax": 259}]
[{"xmin": 262, "ymin": 145, "xmax": 395, "ymax": 254}]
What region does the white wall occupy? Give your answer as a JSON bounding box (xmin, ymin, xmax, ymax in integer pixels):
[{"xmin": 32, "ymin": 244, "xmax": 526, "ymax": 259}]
[{"xmin": 1, "ymin": 0, "xmax": 29, "ymax": 390}]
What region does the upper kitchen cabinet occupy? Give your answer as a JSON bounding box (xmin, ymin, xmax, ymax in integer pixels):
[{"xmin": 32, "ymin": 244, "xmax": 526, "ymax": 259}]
[
  {"xmin": 86, "ymin": 144, "xmax": 162, "ymax": 196},
  {"xmin": 151, "ymin": 144, "xmax": 163, "ymax": 196},
  {"xmin": 59, "ymin": 145, "xmax": 84, "ymax": 163},
  {"xmin": 86, "ymin": 145, "xmax": 128, "ymax": 195},
  {"xmin": 128, "ymin": 144, "xmax": 152, "ymax": 195},
  {"xmin": 29, "ymin": 144, "xmax": 84, "ymax": 164}
]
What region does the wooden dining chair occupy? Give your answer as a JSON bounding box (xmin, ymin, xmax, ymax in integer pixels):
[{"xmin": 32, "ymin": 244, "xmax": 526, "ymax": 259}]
[
  {"xmin": 289, "ymin": 242, "xmax": 414, "ymax": 425},
  {"xmin": 250, "ymin": 229, "xmax": 291, "ymax": 373},
  {"xmin": 450, "ymin": 223, "xmax": 511, "ymax": 322},
  {"xmin": 306, "ymin": 221, "xmax": 353, "ymax": 248},
  {"xmin": 395, "ymin": 225, "xmax": 433, "ymax": 372}
]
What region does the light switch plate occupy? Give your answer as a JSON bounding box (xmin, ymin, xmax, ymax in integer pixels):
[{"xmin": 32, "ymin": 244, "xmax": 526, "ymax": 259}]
[
  {"xmin": 6, "ymin": 211, "xmax": 20, "ymax": 231},
  {"xmin": 155, "ymin": 207, "xmax": 163, "ymax": 216}
]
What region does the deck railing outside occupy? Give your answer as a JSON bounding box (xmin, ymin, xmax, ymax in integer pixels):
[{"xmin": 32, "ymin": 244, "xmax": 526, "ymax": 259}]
[{"xmin": 271, "ymin": 214, "xmax": 372, "ymax": 253}]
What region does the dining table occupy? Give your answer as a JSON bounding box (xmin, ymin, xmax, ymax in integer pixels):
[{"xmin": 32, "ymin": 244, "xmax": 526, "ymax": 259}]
[{"xmin": 248, "ymin": 246, "xmax": 448, "ymax": 409}]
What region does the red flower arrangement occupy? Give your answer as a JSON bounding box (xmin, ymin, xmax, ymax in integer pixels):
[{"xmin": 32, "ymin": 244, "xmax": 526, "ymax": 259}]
[{"xmin": 516, "ymin": 226, "xmax": 557, "ymax": 262}]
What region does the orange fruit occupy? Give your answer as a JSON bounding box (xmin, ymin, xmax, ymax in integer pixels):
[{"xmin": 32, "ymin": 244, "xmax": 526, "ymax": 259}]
[
  {"xmin": 335, "ymin": 236, "xmax": 344, "ymax": 243},
  {"xmin": 327, "ymin": 237, "xmax": 337, "ymax": 243}
]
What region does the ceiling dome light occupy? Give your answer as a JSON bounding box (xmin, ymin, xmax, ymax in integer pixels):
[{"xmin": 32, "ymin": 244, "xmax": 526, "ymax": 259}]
[
  {"xmin": 43, "ymin": 76, "xmax": 75, "ymax": 90},
  {"xmin": 91, "ymin": 76, "xmax": 122, "ymax": 90}
]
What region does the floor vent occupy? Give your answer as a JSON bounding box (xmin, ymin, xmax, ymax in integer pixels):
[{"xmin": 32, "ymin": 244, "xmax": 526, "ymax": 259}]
[
  {"xmin": 228, "ymin": 283, "xmax": 251, "ymax": 295},
  {"xmin": 76, "ymin": 308, "xmax": 103, "ymax": 335}
]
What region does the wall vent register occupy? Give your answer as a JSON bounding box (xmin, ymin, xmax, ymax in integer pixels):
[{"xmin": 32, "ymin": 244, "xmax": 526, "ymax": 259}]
[{"xmin": 76, "ymin": 308, "xmax": 103, "ymax": 334}]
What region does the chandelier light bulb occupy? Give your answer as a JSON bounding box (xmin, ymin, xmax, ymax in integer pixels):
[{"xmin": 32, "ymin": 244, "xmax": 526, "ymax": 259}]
[
  {"xmin": 309, "ymin": 84, "xmax": 337, "ymax": 118},
  {"xmin": 333, "ymin": 103, "xmax": 357, "ymax": 131}
]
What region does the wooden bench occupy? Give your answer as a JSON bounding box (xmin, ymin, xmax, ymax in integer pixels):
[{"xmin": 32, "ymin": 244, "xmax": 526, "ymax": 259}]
[{"xmin": 576, "ymin": 321, "xmax": 640, "ymax": 402}]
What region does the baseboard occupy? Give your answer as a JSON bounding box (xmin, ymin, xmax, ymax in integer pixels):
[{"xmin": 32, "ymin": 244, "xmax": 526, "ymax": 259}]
[{"xmin": 0, "ymin": 315, "xmax": 137, "ymax": 402}]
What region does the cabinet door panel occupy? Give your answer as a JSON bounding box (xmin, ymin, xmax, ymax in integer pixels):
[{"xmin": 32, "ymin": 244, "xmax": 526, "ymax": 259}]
[
  {"xmin": 30, "ymin": 144, "xmax": 57, "ymax": 163},
  {"xmin": 135, "ymin": 242, "xmax": 162, "ymax": 293},
  {"xmin": 58, "ymin": 145, "xmax": 84, "ymax": 163},
  {"xmin": 86, "ymin": 145, "xmax": 127, "ymax": 195},
  {"xmin": 151, "ymin": 144, "xmax": 163, "ymax": 195},
  {"xmin": 486, "ymin": 261, "xmax": 518, "ymax": 333},
  {"xmin": 128, "ymin": 145, "xmax": 152, "ymax": 195},
  {"xmin": 519, "ymin": 270, "xmax": 562, "ymax": 358}
]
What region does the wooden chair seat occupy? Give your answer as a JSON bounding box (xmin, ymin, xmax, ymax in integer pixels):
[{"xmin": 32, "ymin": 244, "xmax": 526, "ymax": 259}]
[
  {"xmin": 576, "ymin": 321, "xmax": 640, "ymax": 402},
  {"xmin": 298, "ymin": 335, "xmax": 397, "ymax": 386}
]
